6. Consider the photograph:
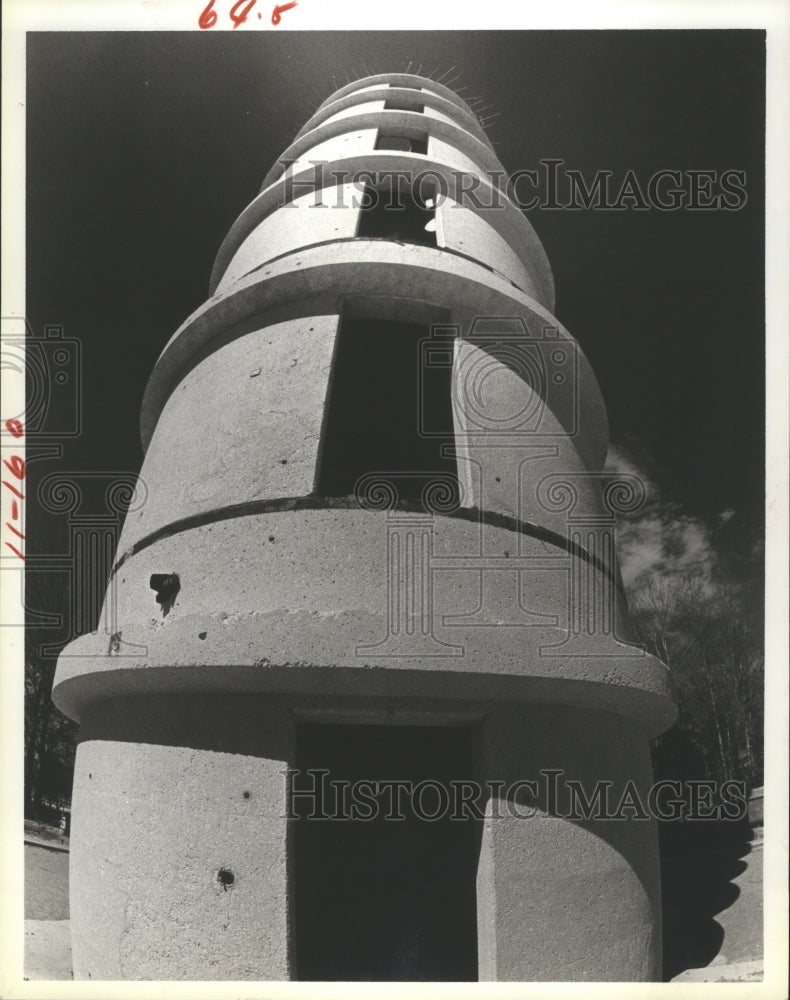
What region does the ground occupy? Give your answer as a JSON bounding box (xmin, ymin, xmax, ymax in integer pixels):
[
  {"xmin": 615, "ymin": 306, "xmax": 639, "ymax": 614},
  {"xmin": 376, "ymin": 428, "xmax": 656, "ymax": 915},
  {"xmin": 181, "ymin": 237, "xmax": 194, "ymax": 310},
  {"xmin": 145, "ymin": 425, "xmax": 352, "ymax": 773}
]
[
  {"xmin": 23, "ymin": 819, "xmax": 764, "ymax": 982},
  {"xmin": 715, "ymin": 840, "xmax": 764, "ymax": 964},
  {"xmin": 24, "ymin": 846, "xmax": 69, "ymax": 921},
  {"xmin": 24, "ymin": 820, "xmax": 71, "ymax": 980}
]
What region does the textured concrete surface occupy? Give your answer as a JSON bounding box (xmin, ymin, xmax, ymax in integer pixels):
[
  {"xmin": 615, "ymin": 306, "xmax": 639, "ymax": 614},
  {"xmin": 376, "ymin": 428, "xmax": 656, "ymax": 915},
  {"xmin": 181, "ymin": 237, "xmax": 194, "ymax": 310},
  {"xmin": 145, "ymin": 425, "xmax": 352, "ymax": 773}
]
[
  {"xmin": 322, "ymin": 98, "xmax": 385, "ymax": 125},
  {"xmin": 476, "ymin": 704, "xmax": 662, "ymax": 981},
  {"xmin": 267, "ymin": 109, "xmax": 502, "ymax": 192},
  {"xmin": 218, "ymin": 186, "xmax": 361, "ymax": 291},
  {"xmin": 22, "ymin": 801, "xmax": 764, "ymax": 983},
  {"xmin": 283, "ymin": 128, "xmax": 378, "ymax": 181},
  {"xmin": 146, "ymin": 243, "xmax": 605, "ymax": 463},
  {"xmin": 53, "ymin": 72, "xmax": 676, "ymax": 981},
  {"xmin": 315, "ymin": 73, "xmax": 477, "ymax": 116},
  {"xmin": 69, "ymin": 700, "xmax": 292, "ymax": 980},
  {"xmin": 126, "ymin": 316, "xmax": 338, "ymax": 544},
  {"xmin": 221, "ymin": 188, "xmax": 537, "ymax": 300},
  {"xmin": 429, "ymin": 134, "xmax": 492, "ymax": 188},
  {"xmin": 453, "ymin": 337, "xmax": 614, "ymax": 534},
  {"xmin": 53, "ymin": 509, "xmax": 674, "ymax": 736},
  {"xmin": 212, "ymin": 151, "xmax": 553, "ymax": 307},
  {"xmin": 297, "ymin": 85, "xmax": 490, "ymax": 145},
  {"xmin": 437, "ymin": 198, "xmax": 533, "ymax": 291}
]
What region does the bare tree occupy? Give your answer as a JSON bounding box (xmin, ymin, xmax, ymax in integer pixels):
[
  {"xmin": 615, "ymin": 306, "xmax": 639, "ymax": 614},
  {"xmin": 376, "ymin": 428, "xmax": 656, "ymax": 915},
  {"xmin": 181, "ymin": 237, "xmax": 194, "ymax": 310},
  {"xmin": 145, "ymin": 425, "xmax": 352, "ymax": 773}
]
[
  {"xmin": 630, "ymin": 573, "xmax": 763, "ymax": 788},
  {"xmin": 24, "ymin": 518, "xmax": 79, "ymax": 819}
]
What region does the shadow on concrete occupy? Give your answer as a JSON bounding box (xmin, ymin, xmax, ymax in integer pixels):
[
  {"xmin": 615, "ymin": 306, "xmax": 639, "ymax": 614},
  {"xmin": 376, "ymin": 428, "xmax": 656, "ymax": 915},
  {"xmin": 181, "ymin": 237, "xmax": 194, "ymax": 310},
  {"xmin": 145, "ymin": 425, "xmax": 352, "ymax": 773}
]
[{"xmin": 660, "ymin": 813, "xmax": 753, "ymax": 980}]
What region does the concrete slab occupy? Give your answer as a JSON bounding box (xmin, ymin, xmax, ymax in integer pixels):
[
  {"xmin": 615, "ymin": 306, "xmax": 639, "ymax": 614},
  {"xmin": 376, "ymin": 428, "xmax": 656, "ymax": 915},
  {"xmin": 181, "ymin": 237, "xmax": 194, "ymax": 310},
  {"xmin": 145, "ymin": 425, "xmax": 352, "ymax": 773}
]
[{"xmin": 24, "ymin": 920, "xmax": 73, "ymax": 981}]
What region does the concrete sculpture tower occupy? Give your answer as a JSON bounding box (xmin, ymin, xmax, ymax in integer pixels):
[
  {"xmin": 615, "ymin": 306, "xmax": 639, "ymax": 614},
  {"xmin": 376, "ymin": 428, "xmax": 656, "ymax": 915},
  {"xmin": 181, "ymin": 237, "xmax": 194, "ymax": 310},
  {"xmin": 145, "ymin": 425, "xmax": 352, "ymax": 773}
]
[{"xmin": 54, "ymin": 74, "xmax": 676, "ymax": 981}]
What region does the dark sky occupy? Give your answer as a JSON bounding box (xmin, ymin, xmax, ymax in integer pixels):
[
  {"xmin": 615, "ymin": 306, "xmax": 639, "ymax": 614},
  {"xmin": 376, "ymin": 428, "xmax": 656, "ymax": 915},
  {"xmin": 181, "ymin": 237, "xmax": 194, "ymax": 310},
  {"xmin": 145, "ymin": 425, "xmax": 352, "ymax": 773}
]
[{"xmin": 25, "ymin": 30, "xmax": 765, "ymax": 635}]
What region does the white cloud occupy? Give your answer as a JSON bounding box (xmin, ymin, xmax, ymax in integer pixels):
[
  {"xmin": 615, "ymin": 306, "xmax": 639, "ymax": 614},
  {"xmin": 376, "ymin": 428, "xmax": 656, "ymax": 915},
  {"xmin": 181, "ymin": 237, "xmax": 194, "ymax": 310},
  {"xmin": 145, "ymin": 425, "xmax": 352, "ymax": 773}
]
[{"xmin": 605, "ymin": 445, "xmax": 718, "ymax": 593}]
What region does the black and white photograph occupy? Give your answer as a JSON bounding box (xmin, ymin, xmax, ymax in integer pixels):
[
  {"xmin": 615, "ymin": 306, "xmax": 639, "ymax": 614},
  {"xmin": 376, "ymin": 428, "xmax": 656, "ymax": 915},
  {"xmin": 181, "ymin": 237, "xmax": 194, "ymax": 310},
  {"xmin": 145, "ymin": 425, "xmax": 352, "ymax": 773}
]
[{"xmin": 2, "ymin": 1, "xmax": 788, "ymax": 992}]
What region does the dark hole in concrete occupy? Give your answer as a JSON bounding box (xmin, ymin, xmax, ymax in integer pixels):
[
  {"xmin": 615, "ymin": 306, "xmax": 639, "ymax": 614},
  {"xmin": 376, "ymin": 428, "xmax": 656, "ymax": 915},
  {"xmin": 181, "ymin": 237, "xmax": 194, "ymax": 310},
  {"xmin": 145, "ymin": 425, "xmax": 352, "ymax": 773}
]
[
  {"xmin": 198, "ymin": 631, "xmax": 207, "ymax": 640},
  {"xmin": 243, "ymin": 791, "xmax": 251, "ymax": 799},
  {"xmin": 294, "ymin": 723, "xmax": 480, "ymax": 981},
  {"xmin": 149, "ymin": 573, "xmax": 180, "ymax": 617},
  {"xmin": 217, "ymin": 868, "xmax": 235, "ymax": 890},
  {"xmin": 268, "ymin": 535, "xmax": 275, "ymax": 542}
]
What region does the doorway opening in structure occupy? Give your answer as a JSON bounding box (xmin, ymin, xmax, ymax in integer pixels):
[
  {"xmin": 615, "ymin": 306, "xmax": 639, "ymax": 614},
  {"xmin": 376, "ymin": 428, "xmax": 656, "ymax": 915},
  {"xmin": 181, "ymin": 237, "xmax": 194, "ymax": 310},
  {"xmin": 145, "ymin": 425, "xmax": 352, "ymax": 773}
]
[
  {"xmin": 356, "ymin": 183, "xmax": 437, "ymax": 247},
  {"xmin": 375, "ymin": 132, "xmax": 428, "ymax": 154},
  {"xmin": 315, "ymin": 314, "xmax": 459, "ymax": 509},
  {"xmin": 384, "ymin": 98, "xmax": 425, "ymax": 113},
  {"xmin": 293, "ymin": 723, "xmax": 480, "ymax": 981}
]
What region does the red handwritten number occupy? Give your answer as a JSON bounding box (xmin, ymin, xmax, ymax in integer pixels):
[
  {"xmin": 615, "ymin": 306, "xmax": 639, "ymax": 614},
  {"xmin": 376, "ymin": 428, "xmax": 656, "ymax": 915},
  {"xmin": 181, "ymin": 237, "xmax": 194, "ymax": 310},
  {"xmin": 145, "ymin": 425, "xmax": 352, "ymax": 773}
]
[
  {"xmin": 2, "ymin": 419, "xmax": 24, "ymax": 560},
  {"xmin": 2, "ymin": 480, "xmax": 25, "ymax": 500},
  {"xmin": 2, "ymin": 455, "xmax": 25, "ymax": 480},
  {"xmin": 230, "ymin": 0, "xmax": 256, "ymax": 27},
  {"xmin": 198, "ymin": 0, "xmax": 218, "ymax": 28},
  {"xmin": 272, "ymin": 1, "xmax": 297, "ymax": 26}
]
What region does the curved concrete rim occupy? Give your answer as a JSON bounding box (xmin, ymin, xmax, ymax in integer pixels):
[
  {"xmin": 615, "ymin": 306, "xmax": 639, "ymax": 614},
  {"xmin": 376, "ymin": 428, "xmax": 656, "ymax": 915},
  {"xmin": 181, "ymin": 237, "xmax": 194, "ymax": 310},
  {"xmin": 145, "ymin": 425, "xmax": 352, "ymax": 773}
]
[
  {"xmin": 295, "ymin": 85, "xmax": 491, "ymax": 148},
  {"xmin": 52, "ymin": 624, "xmax": 677, "ymax": 738},
  {"xmin": 145, "ymin": 241, "xmax": 607, "ymax": 467},
  {"xmin": 315, "ymin": 74, "xmax": 477, "ymax": 118},
  {"xmin": 210, "ymin": 150, "xmax": 555, "ymax": 305},
  {"xmin": 260, "ymin": 108, "xmax": 505, "ymax": 192}
]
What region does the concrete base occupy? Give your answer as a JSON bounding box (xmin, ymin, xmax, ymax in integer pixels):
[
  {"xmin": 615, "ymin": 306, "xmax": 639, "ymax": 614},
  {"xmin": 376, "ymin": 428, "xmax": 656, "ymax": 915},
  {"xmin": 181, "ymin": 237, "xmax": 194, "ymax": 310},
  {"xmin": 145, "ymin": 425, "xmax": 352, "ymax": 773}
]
[
  {"xmin": 67, "ymin": 693, "xmax": 662, "ymax": 981},
  {"xmin": 476, "ymin": 703, "xmax": 661, "ymax": 981},
  {"xmin": 70, "ymin": 697, "xmax": 292, "ymax": 980},
  {"xmin": 24, "ymin": 920, "xmax": 73, "ymax": 981}
]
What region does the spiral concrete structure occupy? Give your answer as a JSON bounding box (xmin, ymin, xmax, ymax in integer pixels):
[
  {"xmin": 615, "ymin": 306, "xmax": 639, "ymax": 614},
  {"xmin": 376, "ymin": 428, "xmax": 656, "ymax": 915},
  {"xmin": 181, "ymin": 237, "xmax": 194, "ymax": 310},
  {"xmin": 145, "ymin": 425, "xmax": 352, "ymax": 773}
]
[{"xmin": 54, "ymin": 74, "xmax": 676, "ymax": 982}]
